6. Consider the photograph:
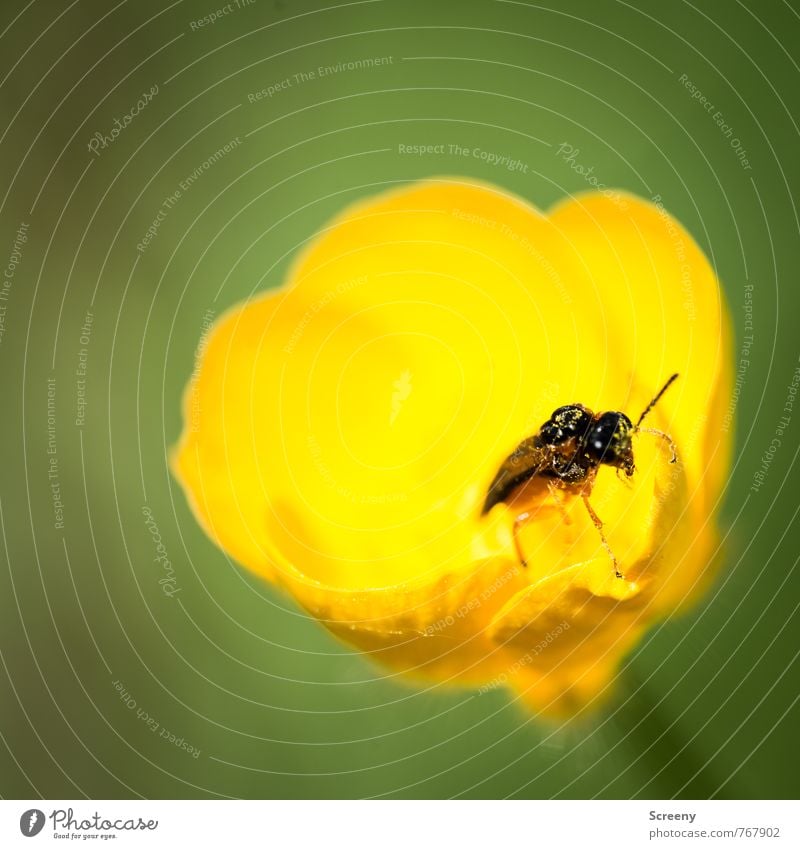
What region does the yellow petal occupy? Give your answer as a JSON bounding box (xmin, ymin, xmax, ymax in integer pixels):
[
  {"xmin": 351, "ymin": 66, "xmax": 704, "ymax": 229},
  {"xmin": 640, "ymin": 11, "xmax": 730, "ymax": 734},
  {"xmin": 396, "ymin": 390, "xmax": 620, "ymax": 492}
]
[{"xmin": 172, "ymin": 179, "xmax": 732, "ymax": 715}]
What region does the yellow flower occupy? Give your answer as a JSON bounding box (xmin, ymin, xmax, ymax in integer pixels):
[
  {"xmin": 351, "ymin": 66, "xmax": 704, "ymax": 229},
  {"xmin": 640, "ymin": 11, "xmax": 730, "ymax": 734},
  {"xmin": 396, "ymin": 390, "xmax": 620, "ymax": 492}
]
[{"xmin": 172, "ymin": 179, "xmax": 731, "ymax": 716}]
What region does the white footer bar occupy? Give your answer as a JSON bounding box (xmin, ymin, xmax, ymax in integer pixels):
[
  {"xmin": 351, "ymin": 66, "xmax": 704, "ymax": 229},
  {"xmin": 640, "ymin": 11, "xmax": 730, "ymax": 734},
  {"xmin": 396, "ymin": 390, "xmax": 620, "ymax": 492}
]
[{"xmin": 2, "ymin": 800, "xmax": 796, "ymax": 848}]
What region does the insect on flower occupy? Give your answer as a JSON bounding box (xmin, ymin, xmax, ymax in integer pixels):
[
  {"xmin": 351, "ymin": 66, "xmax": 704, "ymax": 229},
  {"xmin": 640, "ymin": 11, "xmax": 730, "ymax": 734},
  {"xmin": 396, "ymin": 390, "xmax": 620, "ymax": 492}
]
[{"xmin": 482, "ymin": 374, "xmax": 680, "ymax": 579}]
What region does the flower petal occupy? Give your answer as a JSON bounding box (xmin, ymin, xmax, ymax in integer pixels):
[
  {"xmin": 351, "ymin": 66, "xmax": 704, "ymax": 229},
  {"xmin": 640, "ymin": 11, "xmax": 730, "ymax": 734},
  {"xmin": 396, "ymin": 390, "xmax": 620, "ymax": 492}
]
[{"xmin": 172, "ymin": 179, "xmax": 732, "ymax": 714}]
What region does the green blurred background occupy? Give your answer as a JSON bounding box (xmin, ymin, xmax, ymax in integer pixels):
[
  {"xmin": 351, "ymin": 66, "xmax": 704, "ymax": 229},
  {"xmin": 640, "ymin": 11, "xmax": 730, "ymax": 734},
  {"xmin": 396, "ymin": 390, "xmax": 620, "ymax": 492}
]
[{"xmin": 1, "ymin": 0, "xmax": 798, "ymax": 799}]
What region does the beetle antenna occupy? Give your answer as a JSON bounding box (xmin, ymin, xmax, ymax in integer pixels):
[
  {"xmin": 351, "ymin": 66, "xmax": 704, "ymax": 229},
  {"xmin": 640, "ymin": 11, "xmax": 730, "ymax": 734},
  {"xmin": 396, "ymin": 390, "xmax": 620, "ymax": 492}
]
[{"xmin": 636, "ymin": 373, "xmax": 679, "ymax": 427}]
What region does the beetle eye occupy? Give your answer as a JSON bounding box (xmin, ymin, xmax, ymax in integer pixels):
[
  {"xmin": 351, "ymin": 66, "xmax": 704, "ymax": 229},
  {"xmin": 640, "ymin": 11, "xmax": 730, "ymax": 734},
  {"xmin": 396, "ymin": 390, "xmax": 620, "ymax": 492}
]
[{"xmin": 586, "ymin": 412, "xmax": 632, "ymax": 462}]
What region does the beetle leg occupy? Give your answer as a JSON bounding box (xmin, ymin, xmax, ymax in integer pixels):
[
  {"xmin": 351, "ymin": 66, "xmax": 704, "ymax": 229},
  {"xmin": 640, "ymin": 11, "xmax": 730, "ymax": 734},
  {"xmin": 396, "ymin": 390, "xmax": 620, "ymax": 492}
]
[
  {"xmin": 580, "ymin": 492, "xmax": 623, "ymax": 579},
  {"xmin": 547, "ymin": 480, "xmax": 572, "ymax": 525},
  {"xmin": 636, "ymin": 427, "xmax": 678, "ymax": 463},
  {"xmin": 512, "ymin": 511, "xmax": 532, "ymax": 568},
  {"xmin": 616, "ymin": 467, "xmax": 635, "ymax": 485}
]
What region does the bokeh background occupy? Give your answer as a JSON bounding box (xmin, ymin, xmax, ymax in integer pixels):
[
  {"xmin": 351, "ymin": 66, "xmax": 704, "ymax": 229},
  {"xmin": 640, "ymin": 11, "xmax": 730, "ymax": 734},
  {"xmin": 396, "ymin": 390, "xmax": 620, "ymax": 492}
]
[{"xmin": 1, "ymin": 0, "xmax": 798, "ymax": 799}]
